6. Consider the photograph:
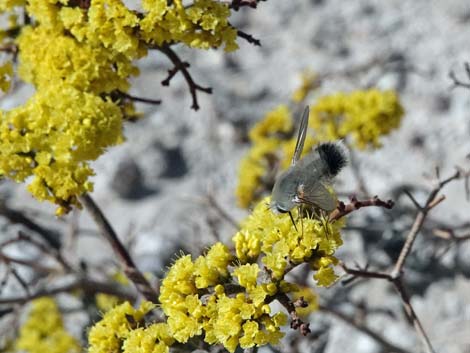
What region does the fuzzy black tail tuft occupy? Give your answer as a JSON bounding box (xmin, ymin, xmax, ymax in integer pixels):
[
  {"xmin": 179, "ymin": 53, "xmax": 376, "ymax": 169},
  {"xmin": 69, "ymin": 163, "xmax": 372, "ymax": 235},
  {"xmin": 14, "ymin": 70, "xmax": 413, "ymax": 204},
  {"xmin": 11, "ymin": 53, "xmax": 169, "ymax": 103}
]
[{"xmin": 317, "ymin": 142, "xmax": 347, "ymax": 176}]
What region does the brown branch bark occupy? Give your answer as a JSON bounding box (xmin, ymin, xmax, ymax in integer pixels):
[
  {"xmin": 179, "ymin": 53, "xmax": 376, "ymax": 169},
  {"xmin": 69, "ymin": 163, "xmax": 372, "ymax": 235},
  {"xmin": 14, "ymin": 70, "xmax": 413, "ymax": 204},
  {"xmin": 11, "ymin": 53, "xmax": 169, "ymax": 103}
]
[
  {"xmin": 329, "ymin": 196, "xmax": 394, "ymax": 222},
  {"xmin": 158, "ymin": 45, "xmax": 212, "ymax": 110},
  {"xmin": 79, "ymin": 194, "xmax": 158, "ymax": 302}
]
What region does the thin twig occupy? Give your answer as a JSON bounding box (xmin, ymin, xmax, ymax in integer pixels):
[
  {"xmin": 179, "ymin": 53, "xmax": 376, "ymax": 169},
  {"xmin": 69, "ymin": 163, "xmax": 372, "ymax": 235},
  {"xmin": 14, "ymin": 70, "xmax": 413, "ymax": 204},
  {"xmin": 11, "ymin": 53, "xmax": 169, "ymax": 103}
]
[
  {"xmin": 0, "ymin": 201, "xmax": 61, "ymax": 249},
  {"xmin": 449, "ymin": 62, "xmax": 470, "ymax": 89},
  {"xmin": 329, "ymin": 196, "xmax": 395, "ymax": 222},
  {"xmin": 340, "ymin": 170, "xmax": 466, "ymax": 353},
  {"xmin": 158, "ymin": 45, "xmax": 212, "ymax": 110},
  {"xmin": 78, "ymin": 194, "xmax": 158, "ymax": 302},
  {"xmin": 116, "ymin": 90, "xmax": 161, "ymax": 105},
  {"xmin": 0, "ymin": 277, "xmax": 135, "ymax": 305},
  {"xmin": 206, "ymin": 193, "xmax": 239, "ymax": 230},
  {"xmin": 319, "ymin": 305, "xmax": 412, "ymax": 353},
  {"xmin": 236, "ymin": 29, "xmax": 261, "ymax": 46}
]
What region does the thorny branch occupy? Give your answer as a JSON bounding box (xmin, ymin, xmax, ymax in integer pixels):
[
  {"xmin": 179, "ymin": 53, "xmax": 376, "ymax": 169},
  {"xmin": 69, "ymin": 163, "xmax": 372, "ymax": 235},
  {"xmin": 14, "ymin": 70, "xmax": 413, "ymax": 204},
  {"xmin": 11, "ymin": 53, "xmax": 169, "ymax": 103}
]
[
  {"xmin": 79, "ymin": 194, "xmax": 158, "ymax": 302},
  {"xmin": 340, "ymin": 169, "xmax": 468, "ymax": 353}
]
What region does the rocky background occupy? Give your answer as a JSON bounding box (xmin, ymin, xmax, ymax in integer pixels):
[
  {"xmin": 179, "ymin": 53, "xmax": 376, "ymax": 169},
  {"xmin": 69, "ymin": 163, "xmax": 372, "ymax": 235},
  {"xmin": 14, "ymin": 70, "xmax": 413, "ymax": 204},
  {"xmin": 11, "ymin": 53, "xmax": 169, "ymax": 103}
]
[{"xmin": 1, "ymin": 1, "xmax": 470, "ymax": 352}]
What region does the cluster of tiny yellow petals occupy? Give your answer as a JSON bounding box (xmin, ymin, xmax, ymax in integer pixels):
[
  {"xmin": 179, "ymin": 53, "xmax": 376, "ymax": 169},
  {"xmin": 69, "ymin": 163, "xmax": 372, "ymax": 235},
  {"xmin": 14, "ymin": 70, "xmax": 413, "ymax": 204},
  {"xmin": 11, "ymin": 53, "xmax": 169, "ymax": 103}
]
[
  {"xmin": 122, "ymin": 323, "xmax": 175, "ymax": 353},
  {"xmin": 0, "ymin": 0, "xmax": 243, "ymax": 213},
  {"xmin": 233, "ymin": 197, "xmax": 344, "ymax": 284},
  {"xmin": 140, "ymin": 0, "xmax": 238, "ymax": 52},
  {"xmin": 158, "ymin": 242, "xmax": 286, "ymax": 352},
  {"xmin": 292, "ymin": 286, "xmax": 319, "ymax": 317},
  {"xmin": 15, "ymin": 297, "xmax": 80, "ymax": 353},
  {"xmin": 0, "ymin": 83, "xmax": 123, "ymax": 215},
  {"xmin": 310, "ymin": 89, "xmax": 404, "ymax": 149},
  {"xmin": 88, "ymin": 301, "xmax": 156, "ymax": 353}
]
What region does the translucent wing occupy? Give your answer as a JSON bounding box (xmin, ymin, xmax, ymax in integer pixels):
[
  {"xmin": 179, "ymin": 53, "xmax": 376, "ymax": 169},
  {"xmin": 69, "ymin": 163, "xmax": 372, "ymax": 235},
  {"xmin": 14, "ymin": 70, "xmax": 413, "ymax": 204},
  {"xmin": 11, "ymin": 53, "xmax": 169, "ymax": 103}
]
[
  {"xmin": 296, "ymin": 181, "xmax": 337, "ymax": 212},
  {"xmin": 292, "ymin": 106, "xmax": 310, "ymax": 166}
]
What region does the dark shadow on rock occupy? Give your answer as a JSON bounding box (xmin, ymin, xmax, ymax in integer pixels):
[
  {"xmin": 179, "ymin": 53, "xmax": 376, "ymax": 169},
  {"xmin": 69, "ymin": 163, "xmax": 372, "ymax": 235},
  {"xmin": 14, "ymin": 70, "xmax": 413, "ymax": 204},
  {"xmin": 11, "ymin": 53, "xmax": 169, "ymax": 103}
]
[
  {"xmin": 159, "ymin": 146, "xmax": 188, "ymax": 179},
  {"xmin": 111, "ymin": 159, "xmax": 158, "ymax": 200}
]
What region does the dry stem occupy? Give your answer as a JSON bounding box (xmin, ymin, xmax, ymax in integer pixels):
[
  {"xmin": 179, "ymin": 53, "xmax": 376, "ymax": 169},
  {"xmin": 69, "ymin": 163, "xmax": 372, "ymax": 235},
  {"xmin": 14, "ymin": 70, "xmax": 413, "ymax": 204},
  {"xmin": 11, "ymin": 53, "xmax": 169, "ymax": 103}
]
[{"xmin": 79, "ymin": 194, "xmax": 158, "ymax": 302}]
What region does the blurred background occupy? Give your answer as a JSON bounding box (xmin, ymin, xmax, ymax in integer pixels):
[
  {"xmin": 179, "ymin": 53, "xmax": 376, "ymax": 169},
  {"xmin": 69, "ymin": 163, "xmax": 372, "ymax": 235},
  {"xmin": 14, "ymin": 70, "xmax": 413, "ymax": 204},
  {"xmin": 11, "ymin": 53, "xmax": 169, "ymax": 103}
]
[{"xmin": 1, "ymin": 0, "xmax": 470, "ymax": 352}]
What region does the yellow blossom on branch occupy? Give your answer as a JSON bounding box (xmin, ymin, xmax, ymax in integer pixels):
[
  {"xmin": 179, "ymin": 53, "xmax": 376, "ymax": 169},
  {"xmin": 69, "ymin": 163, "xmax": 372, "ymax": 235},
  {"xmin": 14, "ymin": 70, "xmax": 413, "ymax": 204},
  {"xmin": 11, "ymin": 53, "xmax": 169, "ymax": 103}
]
[
  {"xmin": 16, "ymin": 297, "xmax": 80, "ymax": 353},
  {"xmin": 0, "ymin": 0, "xmax": 247, "ymax": 213}
]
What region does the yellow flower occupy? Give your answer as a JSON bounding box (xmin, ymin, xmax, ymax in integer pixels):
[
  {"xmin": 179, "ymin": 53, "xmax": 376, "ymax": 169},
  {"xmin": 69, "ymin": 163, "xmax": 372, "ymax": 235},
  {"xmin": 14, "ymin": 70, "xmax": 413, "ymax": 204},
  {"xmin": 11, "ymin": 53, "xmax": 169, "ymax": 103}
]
[
  {"xmin": 310, "ymin": 89, "xmax": 404, "ymax": 149},
  {"xmin": 0, "ymin": 83, "xmax": 123, "ymax": 214},
  {"xmin": 122, "ymin": 324, "xmax": 174, "ymax": 353},
  {"xmin": 233, "ymin": 197, "xmax": 344, "ymax": 280},
  {"xmin": 88, "ymin": 301, "xmax": 156, "ymax": 353},
  {"xmin": 16, "ymin": 297, "xmax": 80, "ymax": 353}
]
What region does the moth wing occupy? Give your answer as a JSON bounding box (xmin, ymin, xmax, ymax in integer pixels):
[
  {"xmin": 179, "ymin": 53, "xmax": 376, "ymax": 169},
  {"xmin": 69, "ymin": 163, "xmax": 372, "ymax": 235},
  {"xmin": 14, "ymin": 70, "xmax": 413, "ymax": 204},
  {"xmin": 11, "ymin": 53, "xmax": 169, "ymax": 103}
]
[
  {"xmin": 292, "ymin": 106, "xmax": 310, "ymax": 166},
  {"xmin": 297, "ymin": 181, "xmax": 337, "ymax": 212}
]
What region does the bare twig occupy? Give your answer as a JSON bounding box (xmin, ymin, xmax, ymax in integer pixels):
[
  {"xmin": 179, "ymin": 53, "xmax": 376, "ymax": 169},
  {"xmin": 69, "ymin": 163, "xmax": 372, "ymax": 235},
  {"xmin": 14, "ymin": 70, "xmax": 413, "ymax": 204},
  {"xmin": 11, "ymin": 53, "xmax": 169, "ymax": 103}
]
[
  {"xmin": 0, "ymin": 277, "xmax": 135, "ymax": 305},
  {"xmin": 158, "ymin": 45, "xmax": 212, "ymax": 110},
  {"xmin": 329, "ymin": 196, "xmax": 395, "ymax": 222},
  {"xmin": 205, "ymin": 193, "xmax": 239, "ymax": 230},
  {"xmin": 236, "ymin": 29, "xmax": 261, "ymax": 46},
  {"xmin": 449, "ymin": 62, "xmax": 470, "ymax": 89},
  {"xmin": 340, "ymin": 170, "xmax": 466, "ymax": 353},
  {"xmin": 0, "ymin": 201, "xmax": 61, "ymax": 249},
  {"xmin": 432, "ymin": 228, "xmax": 470, "ymax": 242},
  {"xmin": 319, "ymin": 305, "xmax": 412, "ymax": 353},
  {"xmin": 391, "ymin": 170, "xmax": 460, "ymax": 278},
  {"xmin": 115, "ymin": 90, "xmax": 161, "ymax": 105},
  {"xmin": 78, "ymin": 194, "xmax": 158, "ymax": 302}
]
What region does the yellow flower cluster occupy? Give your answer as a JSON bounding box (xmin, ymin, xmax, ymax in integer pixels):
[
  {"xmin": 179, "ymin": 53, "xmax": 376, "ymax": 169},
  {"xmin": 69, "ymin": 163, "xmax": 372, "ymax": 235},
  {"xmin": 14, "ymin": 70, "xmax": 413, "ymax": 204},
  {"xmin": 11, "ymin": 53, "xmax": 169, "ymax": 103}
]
[
  {"xmin": 236, "ymin": 89, "xmax": 404, "ymax": 208},
  {"xmin": 140, "ymin": 0, "xmax": 238, "ymax": 51},
  {"xmin": 0, "ymin": 0, "xmax": 241, "ymax": 213},
  {"xmin": 0, "ymin": 84, "xmax": 123, "ymax": 215},
  {"xmin": 15, "ymin": 297, "xmax": 80, "ymax": 353},
  {"xmin": 310, "ymin": 89, "xmax": 404, "ymax": 149},
  {"xmin": 233, "ymin": 197, "xmax": 343, "ymax": 283},
  {"xmin": 158, "ymin": 242, "xmax": 286, "ymax": 352},
  {"xmin": 88, "ymin": 300, "xmax": 174, "ymax": 353},
  {"xmin": 88, "ymin": 196, "xmax": 346, "ymax": 352}
]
